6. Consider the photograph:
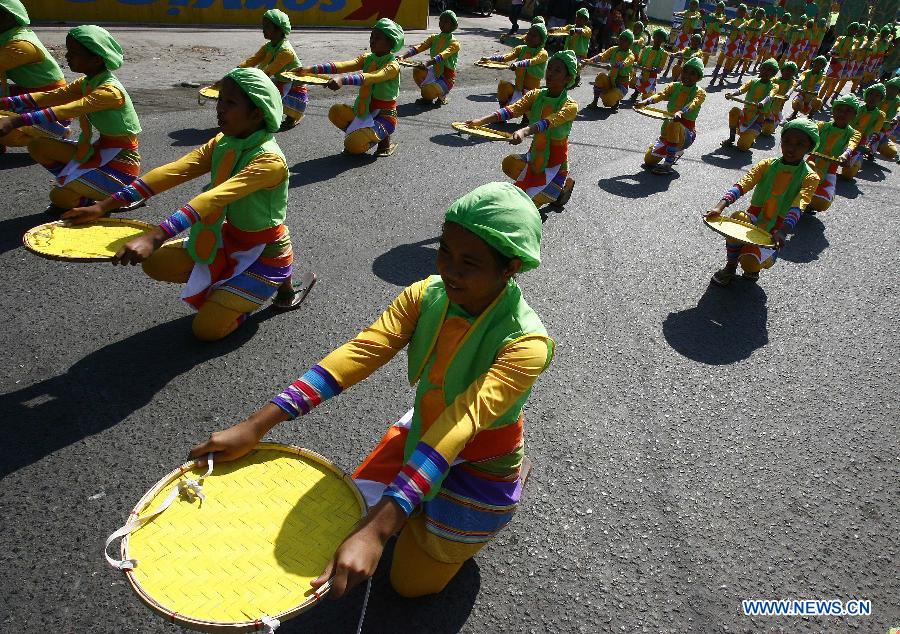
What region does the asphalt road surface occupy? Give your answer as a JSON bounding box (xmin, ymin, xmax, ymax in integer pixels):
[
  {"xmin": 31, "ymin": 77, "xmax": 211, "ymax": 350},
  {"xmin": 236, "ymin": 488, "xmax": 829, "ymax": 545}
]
[{"xmin": 0, "ymin": 16, "xmax": 897, "ymax": 634}]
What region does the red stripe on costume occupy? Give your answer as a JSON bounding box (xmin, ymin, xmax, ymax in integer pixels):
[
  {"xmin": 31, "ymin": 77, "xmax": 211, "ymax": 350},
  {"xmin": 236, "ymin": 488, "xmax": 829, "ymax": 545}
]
[
  {"xmin": 459, "ymin": 415, "xmax": 524, "ymax": 462},
  {"xmin": 295, "ymin": 380, "xmax": 322, "ymax": 406},
  {"xmin": 353, "ymin": 424, "xmax": 406, "ymax": 484}
]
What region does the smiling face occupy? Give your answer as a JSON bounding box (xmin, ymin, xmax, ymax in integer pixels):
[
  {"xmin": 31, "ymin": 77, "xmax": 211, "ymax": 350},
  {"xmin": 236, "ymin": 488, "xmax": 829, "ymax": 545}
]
[
  {"xmin": 832, "ymin": 104, "xmax": 854, "ymax": 127},
  {"xmin": 369, "ymin": 28, "xmax": 393, "ymax": 55},
  {"xmin": 437, "ymin": 222, "xmax": 521, "ymax": 316},
  {"xmin": 216, "ymin": 77, "xmax": 265, "ymax": 138},
  {"xmin": 64, "ymin": 35, "xmax": 106, "ymax": 76},
  {"xmin": 545, "ymin": 57, "xmax": 570, "ymax": 93},
  {"xmin": 781, "ymin": 128, "xmax": 814, "ymax": 163},
  {"xmin": 262, "ymin": 17, "xmax": 283, "ymax": 42}
]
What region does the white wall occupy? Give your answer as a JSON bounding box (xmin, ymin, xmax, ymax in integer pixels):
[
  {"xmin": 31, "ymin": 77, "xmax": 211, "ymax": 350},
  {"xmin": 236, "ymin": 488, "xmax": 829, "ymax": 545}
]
[{"xmin": 647, "ymin": 0, "xmax": 686, "ymax": 22}]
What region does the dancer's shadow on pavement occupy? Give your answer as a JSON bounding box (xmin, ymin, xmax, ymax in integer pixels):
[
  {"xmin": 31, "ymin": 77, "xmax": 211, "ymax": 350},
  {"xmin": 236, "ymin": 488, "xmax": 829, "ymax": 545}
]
[
  {"xmin": 701, "ymin": 147, "xmax": 754, "ymax": 169},
  {"xmin": 372, "ymin": 237, "xmax": 438, "ymax": 286},
  {"xmin": 855, "ymin": 160, "xmax": 892, "ymax": 182},
  {"xmin": 0, "ymin": 313, "xmax": 276, "ymax": 479},
  {"xmin": 780, "ymin": 214, "xmax": 828, "ymax": 263},
  {"xmin": 663, "ymin": 283, "xmax": 768, "ymax": 365},
  {"xmin": 168, "ymin": 127, "xmax": 219, "ymax": 147},
  {"xmin": 281, "ymin": 537, "xmax": 480, "ymax": 634},
  {"xmin": 289, "ymin": 153, "xmax": 376, "ymax": 187},
  {"xmin": 598, "ymin": 169, "xmax": 680, "ymax": 198},
  {"xmin": 834, "ymin": 177, "xmax": 863, "ymax": 200},
  {"xmin": 0, "ymin": 210, "xmax": 48, "ymax": 256},
  {"xmin": 466, "ymin": 93, "xmax": 498, "ymax": 102},
  {"xmin": 0, "ymin": 151, "xmax": 34, "ymax": 170}
]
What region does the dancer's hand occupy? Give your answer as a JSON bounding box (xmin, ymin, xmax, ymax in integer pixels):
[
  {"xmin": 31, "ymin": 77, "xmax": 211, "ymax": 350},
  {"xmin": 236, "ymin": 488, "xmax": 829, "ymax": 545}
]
[
  {"xmin": 0, "ymin": 115, "xmax": 18, "ymax": 136},
  {"xmin": 672, "ymin": 111, "xmax": 683, "ymax": 121},
  {"xmin": 311, "ymin": 498, "xmax": 406, "ymax": 599},
  {"xmin": 111, "ymin": 227, "xmax": 167, "ymax": 265},
  {"xmin": 327, "ymin": 78, "xmax": 342, "ymax": 91},
  {"xmin": 771, "ymin": 229, "xmax": 786, "ymax": 250},
  {"xmin": 510, "ymin": 128, "xmax": 529, "ymax": 145},
  {"xmin": 508, "ymin": 62, "xmax": 516, "ymax": 70},
  {"xmin": 62, "ymin": 203, "xmax": 107, "ymax": 225},
  {"xmin": 189, "ymin": 403, "xmax": 290, "ymax": 467}
]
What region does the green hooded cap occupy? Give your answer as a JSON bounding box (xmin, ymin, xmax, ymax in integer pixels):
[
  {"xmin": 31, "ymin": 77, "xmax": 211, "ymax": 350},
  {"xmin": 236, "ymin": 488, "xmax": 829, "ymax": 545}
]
[
  {"xmin": 263, "ymin": 9, "xmax": 291, "ymax": 34},
  {"xmin": 688, "ymin": 0, "xmax": 698, "ymax": 7},
  {"xmin": 811, "ymin": 55, "xmax": 826, "ymax": 67},
  {"xmin": 887, "ymin": 77, "xmax": 900, "ymax": 90},
  {"xmin": 374, "ymin": 17, "xmax": 404, "ymax": 53},
  {"xmin": 652, "ymin": 27, "xmax": 667, "ymax": 40},
  {"xmin": 864, "ymin": 83, "xmax": 886, "ymax": 100},
  {"xmin": 782, "ymin": 12, "xmax": 791, "ymax": 21},
  {"xmin": 848, "ymin": 22, "xmax": 859, "ymax": 30},
  {"xmin": 683, "ymin": 56, "xmax": 704, "ymax": 76},
  {"xmin": 780, "ymin": 61, "xmax": 798, "ymax": 75},
  {"xmin": 619, "ymin": 29, "xmax": 634, "ymax": 45},
  {"xmin": 881, "ymin": 26, "xmax": 891, "ymax": 35},
  {"xmin": 440, "ymin": 9, "xmax": 458, "ymax": 29},
  {"xmin": 444, "ymin": 183, "xmax": 542, "ymax": 272},
  {"xmin": 760, "ymin": 57, "xmax": 779, "ymax": 74},
  {"xmin": 576, "ymin": 7, "xmax": 590, "ymax": 20},
  {"xmin": 782, "ymin": 118, "xmax": 819, "ymax": 147},
  {"xmin": 738, "ymin": 4, "xmax": 747, "ymax": 12},
  {"xmin": 817, "ymin": 17, "xmax": 826, "ymax": 26},
  {"xmin": 532, "ymin": 16, "xmax": 545, "ymax": 25},
  {"xmin": 529, "ymin": 22, "xmax": 548, "ymax": 46},
  {"xmin": 717, "ymin": 1, "xmax": 725, "ymax": 9},
  {"xmin": 69, "ymin": 25, "xmax": 124, "ymax": 71},
  {"xmin": 754, "ymin": 7, "xmax": 764, "ymax": 17},
  {"xmin": 0, "ymin": 0, "xmax": 29, "ymax": 26},
  {"xmin": 832, "ymin": 94, "xmax": 860, "ymax": 113},
  {"xmin": 226, "ymin": 67, "xmax": 283, "ymax": 133},
  {"xmin": 633, "ymin": 20, "xmax": 644, "ymax": 32},
  {"xmin": 551, "ymin": 49, "xmax": 578, "ymax": 88}
]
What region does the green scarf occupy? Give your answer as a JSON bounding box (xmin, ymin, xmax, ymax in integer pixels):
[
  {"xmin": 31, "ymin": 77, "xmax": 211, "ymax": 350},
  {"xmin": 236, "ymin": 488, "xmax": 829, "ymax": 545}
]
[
  {"xmin": 748, "ymin": 158, "xmax": 813, "ymax": 232},
  {"xmin": 527, "ymin": 88, "xmax": 570, "ymax": 174},
  {"xmin": 353, "ymin": 52, "xmax": 399, "ymax": 117},
  {"xmin": 261, "ymin": 38, "xmax": 300, "ymax": 78},
  {"xmin": 811, "ymin": 122, "xmax": 854, "ymax": 172},
  {"xmin": 430, "ymin": 32, "xmax": 457, "ymax": 77},
  {"xmin": 514, "ymin": 45, "xmax": 547, "ymax": 91},
  {"xmin": 74, "ymin": 70, "xmax": 141, "ymax": 163},
  {"xmin": 666, "ymin": 83, "xmax": 701, "ymax": 121},
  {"xmin": 640, "ymin": 45, "xmax": 666, "ymax": 70},
  {"xmin": 0, "ymin": 26, "xmax": 64, "ymax": 95}
]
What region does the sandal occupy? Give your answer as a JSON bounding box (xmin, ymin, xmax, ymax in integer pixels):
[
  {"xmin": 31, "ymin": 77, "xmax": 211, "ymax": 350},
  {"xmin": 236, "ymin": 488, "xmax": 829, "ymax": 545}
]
[
  {"xmin": 552, "ymin": 178, "xmax": 575, "ymax": 208},
  {"xmin": 720, "ymin": 138, "xmax": 734, "ymax": 147},
  {"xmin": 741, "ymin": 271, "xmax": 759, "ymax": 282},
  {"xmin": 710, "ymin": 268, "xmax": 735, "ymax": 287},
  {"xmin": 651, "ymin": 164, "xmax": 673, "ymax": 175},
  {"xmin": 278, "ymin": 117, "xmax": 300, "ymax": 132},
  {"xmin": 272, "ymin": 272, "xmax": 316, "ymax": 311},
  {"xmin": 375, "ymin": 141, "xmax": 397, "ymax": 157}
]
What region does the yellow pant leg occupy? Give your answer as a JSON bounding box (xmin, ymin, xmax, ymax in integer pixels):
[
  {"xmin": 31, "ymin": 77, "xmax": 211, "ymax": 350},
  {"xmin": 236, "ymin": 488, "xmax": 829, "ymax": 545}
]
[
  {"xmin": 716, "ymin": 51, "xmax": 727, "ymax": 66},
  {"xmin": 412, "ymin": 67, "xmax": 427, "ymax": 87},
  {"xmin": 724, "ymin": 57, "xmax": 739, "ymax": 73},
  {"xmin": 878, "ymin": 139, "xmax": 897, "ymax": 159},
  {"xmin": 808, "ymin": 196, "xmax": 832, "ymax": 212},
  {"xmin": 421, "ymin": 83, "xmax": 443, "ymax": 101},
  {"xmin": 809, "ymin": 97, "xmax": 822, "ymax": 113},
  {"xmin": 141, "ymin": 240, "xmax": 194, "ymax": 283},
  {"xmin": 661, "ymin": 119, "xmax": 686, "ymax": 147},
  {"xmin": 28, "ymin": 136, "xmax": 75, "ymax": 166},
  {"xmin": 728, "ymin": 106, "xmax": 741, "ymax": 129},
  {"xmin": 501, "ymin": 153, "xmax": 526, "ymax": 180},
  {"xmin": 0, "ymin": 127, "xmax": 39, "ymax": 147},
  {"xmin": 389, "ymin": 518, "xmax": 466, "ymax": 598},
  {"xmin": 702, "ymin": 53, "xmax": 710, "ymax": 65},
  {"xmin": 49, "ymin": 179, "xmax": 110, "ymax": 209},
  {"xmin": 191, "ymin": 289, "xmax": 260, "ymax": 342},
  {"xmin": 328, "ymin": 103, "xmax": 355, "ymax": 132},
  {"xmin": 497, "ymin": 80, "xmax": 514, "ymax": 105},
  {"xmin": 819, "ymin": 77, "xmax": 836, "ymax": 99},
  {"xmin": 761, "ymin": 120, "xmax": 776, "ymax": 135},
  {"xmin": 344, "ymin": 126, "xmax": 380, "ymax": 154},
  {"xmin": 600, "ymin": 87, "xmax": 621, "ymax": 107},
  {"xmin": 737, "ymin": 130, "xmax": 758, "ymax": 151},
  {"xmin": 671, "ymin": 63, "xmax": 682, "ymax": 81},
  {"xmin": 644, "ymin": 147, "xmax": 662, "ymax": 165},
  {"xmin": 841, "ymin": 163, "xmax": 860, "ymax": 180}
]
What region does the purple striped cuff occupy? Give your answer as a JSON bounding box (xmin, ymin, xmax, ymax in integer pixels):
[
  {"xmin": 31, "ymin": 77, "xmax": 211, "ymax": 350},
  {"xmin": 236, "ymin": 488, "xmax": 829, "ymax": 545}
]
[
  {"xmin": 339, "ymin": 72, "xmax": 364, "ymax": 86},
  {"xmin": 722, "ymin": 185, "xmax": 743, "ymax": 205},
  {"xmin": 512, "ymin": 59, "xmax": 531, "ymax": 68},
  {"xmin": 271, "ymin": 364, "xmax": 342, "ymax": 419},
  {"xmin": 496, "ymin": 107, "xmax": 514, "ymax": 121},
  {"xmin": 20, "ymin": 108, "xmax": 57, "ymax": 127},
  {"xmin": 489, "ymin": 54, "xmax": 506, "ymax": 62},
  {"xmin": 783, "ymin": 207, "xmax": 801, "ymax": 230},
  {"xmin": 112, "ymin": 178, "xmax": 155, "ymax": 205},
  {"xmin": 383, "ymin": 442, "xmax": 450, "ymax": 515},
  {"xmin": 159, "ymin": 204, "xmax": 201, "ymax": 237},
  {"xmin": 433, "ymin": 53, "xmax": 443, "ymax": 64},
  {"xmin": 311, "ymin": 62, "xmax": 337, "ymax": 74},
  {"xmin": 405, "ymin": 46, "xmax": 417, "ymax": 57},
  {"xmin": 533, "ymin": 119, "xmax": 550, "ymax": 132}
]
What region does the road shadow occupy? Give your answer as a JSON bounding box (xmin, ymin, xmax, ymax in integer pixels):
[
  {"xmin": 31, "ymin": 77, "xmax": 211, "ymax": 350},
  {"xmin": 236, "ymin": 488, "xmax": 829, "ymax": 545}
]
[
  {"xmin": 0, "ymin": 313, "xmax": 277, "ymax": 479},
  {"xmin": 397, "ymin": 101, "xmax": 436, "ymax": 118},
  {"xmin": 704, "ymin": 83, "xmax": 728, "ymax": 94},
  {"xmin": 700, "ymin": 147, "xmax": 754, "ymax": 169},
  {"xmin": 0, "ymin": 151, "xmax": 34, "ymax": 170},
  {"xmin": 597, "ymin": 169, "xmax": 680, "ymax": 198},
  {"xmin": 372, "ymin": 237, "xmax": 438, "ymax": 286},
  {"xmin": 779, "ymin": 214, "xmax": 828, "ymax": 263},
  {"xmin": 429, "ymin": 132, "xmax": 495, "ymax": 147},
  {"xmin": 466, "ymin": 93, "xmax": 498, "ymax": 103},
  {"xmin": 289, "ymin": 152, "xmax": 377, "ymax": 188},
  {"xmin": 834, "ymin": 177, "xmax": 863, "ymax": 200},
  {"xmin": 662, "ymin": 283, "xmax": 768, "ymax": 365},
  {"xmin": 281, "ymin": 537, "xmax": 481, "ymax": 633},
  {"xmin": 855, "ymin": 160, "xmax": 891, "ymax": 182},
  {"xmin": 0, "ymin": 210, "xmax": 51, "ymax": 256},
  {"xmin": 168, "ymin": 127, "xmax": 218, "ymax": 147},
  {"xmin": 576, "ymin": 106, "xmax": 617, "ymax": 122},
  {"xmin": 754, "ymin": 135, "xmax": 776, "ymax": 151}
]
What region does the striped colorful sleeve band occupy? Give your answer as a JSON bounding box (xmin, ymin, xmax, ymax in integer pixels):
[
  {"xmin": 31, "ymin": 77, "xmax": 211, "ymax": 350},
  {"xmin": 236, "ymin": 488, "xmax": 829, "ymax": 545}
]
[
  {"xmin": 722, "ymin": 184, "xmax": 743, "ymax": 205},
  {"xmin": 20, "ymin": 108, "xmax": 58, "ymax": 127},
  {"xmin": 533, "ymin": 119, "xmax": 550, "ymax": 132},
  {"xmin": 159, "ymin": 204, "xmax": 201, "ymax": 238},
  {"xmin": 496, "ymin": 107, "xmax": 514, "ymax": 121},
  {"xmin": 405, "ymin": 46, "xmax": 417, "ymax": 57},
  {"xmin": 489, "ymin": 54, "xmax": 506, "ymax": 61},
  {"xmin": 383, "ymin": 442, "xmax": 450, "ymax": 515},
  {"xmin": 270, "ymin": 364, "xmax": 342, "ymax": 419},
  {"xmin": 433, "ymin": 54, "xmax": 443, "ymax": 64},
  {"xmin": 112, "ymin": 178, "xmax": 155, "ymax": 205},
  {"xmin": 311, "ymin": 62, "xmax": 337, "ymax": 74},
  {"xmin": 1, "ymin": 93, "xmax": 37, "ymax": 111},
  {"xmin": 513, "ymin": 59, "xmax": 530, "ymax": 67},
  {"xmin": 340, "ymin": 72, "xmax": 364, "ymax": 86},
  {"xmin": 783, "ymin": 207, "xmax": 801, "ymax": 230}
]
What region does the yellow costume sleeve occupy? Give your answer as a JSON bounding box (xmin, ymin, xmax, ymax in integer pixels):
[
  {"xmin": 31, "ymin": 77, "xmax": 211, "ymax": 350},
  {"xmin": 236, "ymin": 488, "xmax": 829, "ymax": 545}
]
[
  {"xmin": 317, "ymin": 279, "xmax": 428, "ymax": 387},
  {"xmin": 134, "ymin": 136, "xmax": 216, "ymax": 195},
  {"xmin": 645, "ymin": 83, "xmax": 675, "ymax": 104},
  {"xmin": 597, "ymin": 46, "xmax": 616, "ymax": 63},
  {"xmin": 238, "ymin": 45, "xmax": 268, "ymax": 69},
  {"xmin": 359, "ymin": 60, "xmax": 400, "ymax": 86},
  {"xmin": 259, "ymin": 48, "xmax": 297, "ymax": 76},
  {"xmin": 847, "ymin": 127, "xmax": 862, "ymax": 152},
  {"xmin": 435, "ymin": 38, "xmax": 460, "ymax": 59},
  {"xmin": 736, "ymin": 80, "xmax": 753, "ymax": 96},
  {"xmin": 40, "ymin": 83, "xmax": 125, "ymax": 122},
  {"xmin": 27, "ymin": 78, "xmax": 84, "ymax": 107},
  {"xmin": 422, "ymin": 336, "xmax": 550, "ymax": 463},
  {"xmin": 793, "ymin": 171, "xmax": 820, "ymax": 210},
  {"xmin": 328, "ymin": 55, "xmax": 366, "ymax": 73},
  {"xmin": 684, "ymin": 86, "xmax": 706, "ymax": 112},
  {"xmin": 184, "ymin": 153, "xmax": 288, "ymax": 223},
  {"xmin": 0, "ymin": 39, "xmax": 43, "ymax": 73},
  {"xmin": 411, "ymin": 35, "xmax": 435, "ymax": 54},
  {"xmin": 734, "ymin": 158, "xmax": 775, "ymax": 194},
  {"xmin": 545, "ymin": 96, "xmax": 578, "ymax": 128},
  {"xmin": 499, "ymin": 89, "xmax": 538, "ymax": 118}
]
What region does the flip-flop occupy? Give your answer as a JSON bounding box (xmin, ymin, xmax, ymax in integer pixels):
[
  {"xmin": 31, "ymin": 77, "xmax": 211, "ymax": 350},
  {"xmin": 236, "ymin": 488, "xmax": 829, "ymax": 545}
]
[
  {"xmin": 272, "ymin": 271, "xmax": 316, "ymax": 311},
  {"xmin": 375, "ymin": 142, "xmax": 397, "ymax": 157}
]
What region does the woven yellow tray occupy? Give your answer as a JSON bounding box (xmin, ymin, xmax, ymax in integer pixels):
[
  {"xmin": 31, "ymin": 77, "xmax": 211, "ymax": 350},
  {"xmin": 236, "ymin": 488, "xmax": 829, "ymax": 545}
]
[
  {"xmin": 704, "ymin": 215, "xmax": 775, "ymax": 247},
  {"xmin": 23, "ymin": 219, "xmax": 154, "ymax": 262},
  {"xmin": 633, "ymin": 105, "xmax": 673, "ymax": 120},
  {"xmin": 280, "ymin": 71, "xmax": 331, "ymax": 85},
  {"xmin": 452, "ymin": 122, "xmax": 513, "ymax": 140},
  {"xmin": 110, "ymin": 443, "xmax": 366, "ymax": 632},
  {"xmin": 474, "ymin": 60, "xmax": 510, "ymax": 70},
  {"xmin": 398, "ymin": 58, "xmax": 425, "ymax": 68},
  {"xmin": 198, "ymin": 85, "xmax": 219, "ymax": 105}
]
